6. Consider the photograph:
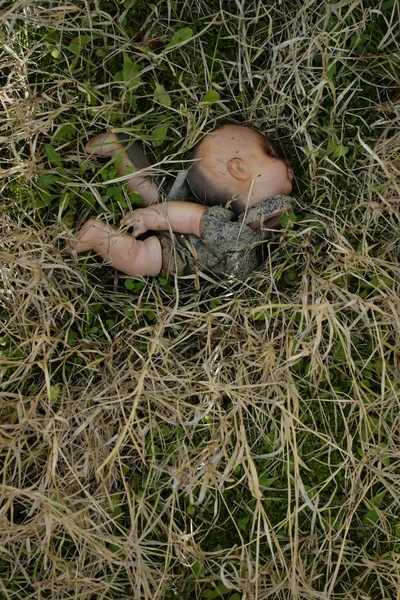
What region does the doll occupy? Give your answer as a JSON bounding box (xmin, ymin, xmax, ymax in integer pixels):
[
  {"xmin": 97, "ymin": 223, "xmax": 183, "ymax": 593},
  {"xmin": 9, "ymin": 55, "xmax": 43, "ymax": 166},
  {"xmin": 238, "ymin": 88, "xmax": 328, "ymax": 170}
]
[{"xmin": 69, "ymin": 125, "xmax": 295, "ymax": 279}]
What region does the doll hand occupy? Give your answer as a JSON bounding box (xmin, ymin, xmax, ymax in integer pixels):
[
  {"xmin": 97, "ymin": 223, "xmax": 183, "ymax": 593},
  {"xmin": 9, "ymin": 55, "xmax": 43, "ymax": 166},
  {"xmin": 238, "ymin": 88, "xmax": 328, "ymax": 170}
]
[{"xmin": 121, "ymin": 209, "xmax": 148, "ymax": 238}]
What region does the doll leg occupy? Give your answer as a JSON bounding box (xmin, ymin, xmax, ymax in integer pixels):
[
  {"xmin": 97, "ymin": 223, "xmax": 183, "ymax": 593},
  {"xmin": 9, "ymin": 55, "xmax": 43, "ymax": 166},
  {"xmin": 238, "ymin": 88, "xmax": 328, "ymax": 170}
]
[
  {"xmin": 69, "ymin": 219, "xmax": 162, "ymax": 276},
  {"xmin": 85, "ymin": 132, "xmax": 160, "ymax": 206}
]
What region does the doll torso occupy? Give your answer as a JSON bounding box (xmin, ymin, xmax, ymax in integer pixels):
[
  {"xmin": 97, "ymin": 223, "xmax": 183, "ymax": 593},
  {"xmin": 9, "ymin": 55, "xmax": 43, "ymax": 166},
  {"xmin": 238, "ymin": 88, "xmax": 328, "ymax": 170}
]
[
  {"xmin": 155, "ymin": 171, "xmax": 293, "ymax": 279},
  {"xmin": 157, "ymin": 207, "xmax": 260, "ymax": 279},
  {"xmin": 157, "ymin": 198, "xmax": 294, "ymax": 279}
]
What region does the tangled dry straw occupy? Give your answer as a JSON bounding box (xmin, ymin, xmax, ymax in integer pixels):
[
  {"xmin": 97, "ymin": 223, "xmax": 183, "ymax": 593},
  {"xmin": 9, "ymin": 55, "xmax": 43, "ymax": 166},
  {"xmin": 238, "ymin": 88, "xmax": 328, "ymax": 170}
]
[{"xmin": 1, "ymin": 1, "xmax": 400, "ymax": 598}]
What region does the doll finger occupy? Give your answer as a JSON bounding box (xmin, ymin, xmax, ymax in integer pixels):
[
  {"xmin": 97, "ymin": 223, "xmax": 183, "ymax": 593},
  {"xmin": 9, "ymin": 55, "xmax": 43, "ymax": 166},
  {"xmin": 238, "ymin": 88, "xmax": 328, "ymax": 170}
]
[{"xmin": 120, "ymin": 212, "xmax": 136, "ymax": 227}]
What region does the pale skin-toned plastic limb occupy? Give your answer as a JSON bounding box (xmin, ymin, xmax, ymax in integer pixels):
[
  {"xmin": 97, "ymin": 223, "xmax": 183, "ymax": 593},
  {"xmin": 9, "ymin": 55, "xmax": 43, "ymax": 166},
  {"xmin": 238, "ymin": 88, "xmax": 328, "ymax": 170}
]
[
  {"xmin": 121, "ymin": 201, "xmax": 206, "ymax": 238},
  {"xmin": 70, "ymin": 219, "xmax": 163, "ymax": 276},
  {"xmin": 85, "ymin": 132, "xmax": 160, "ymax": 206},
  {"xmin": 70, "ymin": 202, "xmax": 207, "ymax": 277}
]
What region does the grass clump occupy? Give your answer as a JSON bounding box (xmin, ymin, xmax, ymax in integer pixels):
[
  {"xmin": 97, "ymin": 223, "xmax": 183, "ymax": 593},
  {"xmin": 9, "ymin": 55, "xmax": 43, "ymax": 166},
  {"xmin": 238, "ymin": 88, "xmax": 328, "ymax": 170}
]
[{"xmin": 1, "ymin": 0, "xmax": 400, "ymax": 598}]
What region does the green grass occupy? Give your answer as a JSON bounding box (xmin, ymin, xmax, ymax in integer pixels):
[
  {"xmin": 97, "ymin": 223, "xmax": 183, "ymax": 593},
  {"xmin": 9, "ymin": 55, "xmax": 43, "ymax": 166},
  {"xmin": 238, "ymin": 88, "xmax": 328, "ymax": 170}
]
[{"xmin": 1, "ymin": 0, "xmax": 400, "ymax": 598}]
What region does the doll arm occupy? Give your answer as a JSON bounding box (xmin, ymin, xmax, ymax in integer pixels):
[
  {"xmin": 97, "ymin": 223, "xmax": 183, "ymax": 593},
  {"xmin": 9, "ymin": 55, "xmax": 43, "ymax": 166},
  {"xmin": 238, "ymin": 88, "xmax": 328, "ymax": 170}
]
[{"xmin": 121, "ymin": 201, "xmax": 207, "ymax": 238}]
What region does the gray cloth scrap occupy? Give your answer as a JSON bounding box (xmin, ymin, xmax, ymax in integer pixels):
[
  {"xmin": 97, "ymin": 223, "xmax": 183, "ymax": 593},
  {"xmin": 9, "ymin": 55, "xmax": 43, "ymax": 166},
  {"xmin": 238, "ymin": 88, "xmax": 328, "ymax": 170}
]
[
  {"xmin": 160, "ymin": 170, "xmax": 295, "ymax": 279},
  {"xmin": 166, "ymin": 170, "xmax": 191, "ymax": 201}
]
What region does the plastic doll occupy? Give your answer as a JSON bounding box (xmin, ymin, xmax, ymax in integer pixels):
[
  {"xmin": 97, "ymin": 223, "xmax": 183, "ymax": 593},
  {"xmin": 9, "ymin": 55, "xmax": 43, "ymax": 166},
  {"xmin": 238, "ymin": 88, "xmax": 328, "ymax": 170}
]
[{"xmin": 69, "ymin": 125, "xmax": 295, "ymax": 279}]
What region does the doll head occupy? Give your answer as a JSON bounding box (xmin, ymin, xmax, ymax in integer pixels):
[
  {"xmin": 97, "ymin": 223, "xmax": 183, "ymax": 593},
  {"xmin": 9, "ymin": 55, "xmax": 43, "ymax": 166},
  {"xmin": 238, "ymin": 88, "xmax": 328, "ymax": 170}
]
[{"xmin": 187, "ymin": 124, "xmax": 294, "ymax": 215}]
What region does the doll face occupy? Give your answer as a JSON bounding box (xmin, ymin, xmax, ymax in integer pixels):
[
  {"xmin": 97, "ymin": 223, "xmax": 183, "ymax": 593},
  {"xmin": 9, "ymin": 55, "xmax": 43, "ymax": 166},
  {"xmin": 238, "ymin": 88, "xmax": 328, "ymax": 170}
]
[{"xmin": 248, "ymin": 139, "xmax": 294, "ymax": 204}]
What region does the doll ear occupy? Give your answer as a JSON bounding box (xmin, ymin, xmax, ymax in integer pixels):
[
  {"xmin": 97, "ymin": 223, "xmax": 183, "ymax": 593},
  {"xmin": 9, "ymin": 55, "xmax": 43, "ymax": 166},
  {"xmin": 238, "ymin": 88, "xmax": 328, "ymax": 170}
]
[{"xmin": 227, "ymin": 157, "xmax": 251, "ymax": 181}]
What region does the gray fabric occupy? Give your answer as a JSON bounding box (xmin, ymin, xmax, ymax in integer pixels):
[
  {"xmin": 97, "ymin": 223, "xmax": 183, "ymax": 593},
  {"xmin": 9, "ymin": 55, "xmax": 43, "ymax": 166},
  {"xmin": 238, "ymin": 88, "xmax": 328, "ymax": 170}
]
[
  {"xmin": 158, "ymin": 233, "xmax": 191, "ymax": 277},
  {"xmin": 158, "ymin": 206, "xmax": 260, "ymax": 279},
  {"xmin": 166, "ymin": 170, "xmax": 191, "ymax": 201},
  {"xmin": 199, "ymin": 206, "xmax": 261, "ymax": 278},
  {"xmin": 239, "ymin": 194, "xmax": 294, "ymax": 239},
  {"xmin": 160, "ymin": 170, "xmax": 295, "ymax": 279},
  {"xmin": 158, "ymin": 230, "xmax": 221, "ymax": 277}
]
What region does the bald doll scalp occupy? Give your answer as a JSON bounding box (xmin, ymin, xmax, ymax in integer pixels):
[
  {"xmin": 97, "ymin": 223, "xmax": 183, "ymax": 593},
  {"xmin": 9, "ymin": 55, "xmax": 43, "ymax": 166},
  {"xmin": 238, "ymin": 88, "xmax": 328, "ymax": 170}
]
[
  {"xmin": 186, "ymin": 124, "xmax": 291, "ymax": 215},
  {"xmin": 186, "ymin": 124, "xmax": 253, "ymax": 209},
  {"xmin": 186, "ymin": 146, "xmax": 225, "ymax": 209}
]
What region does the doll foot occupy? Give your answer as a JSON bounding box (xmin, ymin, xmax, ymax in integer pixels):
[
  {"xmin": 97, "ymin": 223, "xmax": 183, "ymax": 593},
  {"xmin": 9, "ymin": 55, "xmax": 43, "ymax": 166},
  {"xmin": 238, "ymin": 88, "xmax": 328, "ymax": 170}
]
[{"xmin": 67, "ymin": 219, "xmax": 103, "ymax": 254}]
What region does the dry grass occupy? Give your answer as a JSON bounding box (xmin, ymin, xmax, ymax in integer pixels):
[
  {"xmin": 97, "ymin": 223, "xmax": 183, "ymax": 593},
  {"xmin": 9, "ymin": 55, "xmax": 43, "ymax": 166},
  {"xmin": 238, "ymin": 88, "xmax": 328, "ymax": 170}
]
[{"xmin": 1, "ymin": 0, "xmax": 400, "ymax": 598}]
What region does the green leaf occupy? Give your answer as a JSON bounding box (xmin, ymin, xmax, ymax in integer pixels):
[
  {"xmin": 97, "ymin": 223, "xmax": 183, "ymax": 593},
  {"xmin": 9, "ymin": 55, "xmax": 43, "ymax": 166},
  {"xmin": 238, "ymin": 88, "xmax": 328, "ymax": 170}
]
[
  {"xmin": 106, "ymin": 186, "xmax": 124, "ymax": 201},
  {"xmin": 374, "ymin": 490, "xmax": 387, "ymax": 509},
  {"xmin": 362, "ymin": 509, "xmax": 379, "ymax": 525},
  {"xmin": 45, "ymin": 144, "xmax": 63, "ymax": 168},
  {"xmin": 286, "ymin": 269, "xmax": 298, "ymax": 282},
  {"xmin": 250, "ymin": 310, "xmax": 266, "ymax": 321},
  {"xmin": 382, "ymin": 0, "xmax": 395, "ymax": 10},
  {"xmin": 299, "ymin": 213, "xmax": 324, "ymax": 233},
  {"xmin": 35, "ymin": 191, "xmax": 54, "ymax": 208},
  {"xmin": 151, "ymin": 124, "xmax": 169, "ymax": 147},
  {"xmin": 217, "ymin": 582, "xmax": 229, "ymax": 595},
  {"xmin": 68, "ymin": 35, "xmax": 91, "ymax": 56},
  {"xmin": 350, "ymin": 33, "xmax": 368, "ymax": 50},
  {"xmin": 82, "ymin": 191, "xmax": 96, "ymax": 206},
  {"xmin": 59, "ymin": 191, "xmax": 71, "ymax": 212},
  {"xmin": 330, "ymin": 144, "xmax": 348, "ymax": 158},
  {"xmin": 156, "ymin": 275, "xmax": 173, "ymax": 293},
  {"xmin": 167, "ymin": 27, "xmax": 193, "ymax": 48},
  {"xmin": 259, "ymin": 475, "xmax": 278, "ymax": 487},
  {"xmin": 128, "ymin": 191, "xmax": 143, "ymax": 206},
  {"xmin": 54, "ymin": 123, "xmax": 76, "ymax": 142},
  {"xmin": 122, "ymin": 53, "xmax": 141, "ymax": 90},
  {"xmin": 154, "ymin": 83, "xmax": 171, "ymax": 107},
  {"xmin": 280, "ymin": 210, "xmax": 297, "ymax": 228},
  {"xmin": 124, "ymin": 279, "xmax": 143, "ymax": 294},
  {"xmin": 326, "ymin": 62, "xmax": 336, "ymax": 80},
  {"xmin": 201, "ymin": 90, "xmax": 220, "ymax": 104},
  {"xmin": 69, "ymin": 41, "xmax": 81, "ymax": 56},
  {"xmin": 125, "ymin": 278, "xmax": 136, "ymax": 290},
  {"xmin": 191, "ymin": 561, "xmax": 201, "ymax": 577},
  {"xmin": 326, "ymin": 140, "xmax": 337, "ymax": 155},
  {"xmin": 107, "ymin": 543, "xmax": 123, "ymax": 555},
  {"xmin": 238, "ymin": 515, "xmax": 250, "ymax": 531},
  {"xmin": 38, "ymin": 173, "xmax": 62, "ymax": 188},
  {"xmin": 51, "ymin": 48, "xmax": 61, "ymax": 59},
  {"xmin": 374, "ymin": 359, "xmax": 383, "ymax": 375},
  {"xmin": 202, "ymin": 582, "xmax": 230, "ymax": 599}
]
